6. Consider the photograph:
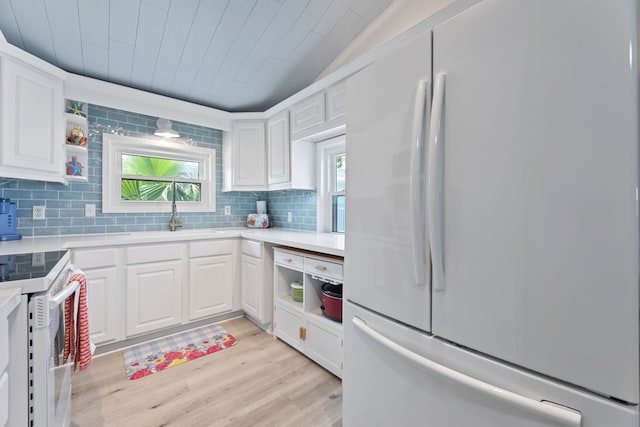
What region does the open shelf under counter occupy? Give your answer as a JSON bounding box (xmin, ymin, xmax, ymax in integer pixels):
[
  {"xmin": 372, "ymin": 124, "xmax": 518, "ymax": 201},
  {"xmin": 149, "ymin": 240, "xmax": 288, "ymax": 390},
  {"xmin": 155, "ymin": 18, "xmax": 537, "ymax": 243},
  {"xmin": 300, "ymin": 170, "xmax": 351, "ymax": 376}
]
[{"xmin": 272, "ymin": 246, "xmax": 344, "ymax": 378}]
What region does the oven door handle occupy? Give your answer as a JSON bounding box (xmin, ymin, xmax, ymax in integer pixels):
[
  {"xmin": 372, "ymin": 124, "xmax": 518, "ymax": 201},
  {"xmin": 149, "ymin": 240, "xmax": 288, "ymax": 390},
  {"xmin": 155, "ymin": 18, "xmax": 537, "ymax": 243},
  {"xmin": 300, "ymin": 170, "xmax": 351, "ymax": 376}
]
[{"xmin": 49, "ymin": 279, "xmax": 80, "ymax": 307}]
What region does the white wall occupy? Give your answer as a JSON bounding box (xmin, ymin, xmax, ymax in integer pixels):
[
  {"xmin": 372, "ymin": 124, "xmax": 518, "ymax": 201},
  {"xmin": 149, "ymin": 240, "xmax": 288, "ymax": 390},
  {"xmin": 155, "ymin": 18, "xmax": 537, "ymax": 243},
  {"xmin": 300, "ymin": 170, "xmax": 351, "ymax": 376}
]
[{"xmin": 318, "ymin": 0, "xmax": 455, "ymax": 79}]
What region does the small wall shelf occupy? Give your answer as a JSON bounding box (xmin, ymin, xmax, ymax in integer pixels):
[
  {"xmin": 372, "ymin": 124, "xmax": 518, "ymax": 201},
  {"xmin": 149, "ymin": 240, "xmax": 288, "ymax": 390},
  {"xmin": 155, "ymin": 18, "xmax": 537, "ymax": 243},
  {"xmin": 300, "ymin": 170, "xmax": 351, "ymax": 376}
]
[{"xmin": 63, "ymin": 111, "xmax": 88, "ymax": 183}]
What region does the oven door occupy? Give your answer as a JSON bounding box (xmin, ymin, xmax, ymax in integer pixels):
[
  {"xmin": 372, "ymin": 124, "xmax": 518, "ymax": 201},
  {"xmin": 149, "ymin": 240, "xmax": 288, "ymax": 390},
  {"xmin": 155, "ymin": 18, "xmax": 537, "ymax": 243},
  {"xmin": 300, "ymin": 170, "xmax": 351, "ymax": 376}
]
[{"xmin": 29, "ymin": 267, "xmax": 78, "ymax": 427}]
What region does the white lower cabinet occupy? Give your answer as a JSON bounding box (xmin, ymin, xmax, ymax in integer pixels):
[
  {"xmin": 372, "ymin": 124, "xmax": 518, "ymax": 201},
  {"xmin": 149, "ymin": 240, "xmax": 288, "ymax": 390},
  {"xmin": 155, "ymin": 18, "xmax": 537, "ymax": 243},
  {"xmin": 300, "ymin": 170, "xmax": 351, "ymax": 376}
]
[
  {"xmin": 126, "ymin": 260, "xmax": 183, "ymax": 336},
  {"xmin": 273, "ymin": 302, "xmax": 304, "ymax": 351},
  {"xmin": 72, "ymin": 248, "xmax": 122, "ymax": 345},
  {"xmin": 125, "ymin": 244, "xmax": 185, "ymax": 337},
  {"xmin": 84, "ymin": 266, "xmax": 119, "ymax": 345},
  {"xmin": 188, "ymin": 240, "xmax": 235, "ymax": 321},
  {"xmin": 240, "ymin": 240, "xmax": 273, "ymax": 327},
  {"xmin": 305, "ymin": 316, "xmax": 343, "ymax": 376},
  {"xmin": 273, "ymin": 247, "xmax": 344, "ymax": 378}
]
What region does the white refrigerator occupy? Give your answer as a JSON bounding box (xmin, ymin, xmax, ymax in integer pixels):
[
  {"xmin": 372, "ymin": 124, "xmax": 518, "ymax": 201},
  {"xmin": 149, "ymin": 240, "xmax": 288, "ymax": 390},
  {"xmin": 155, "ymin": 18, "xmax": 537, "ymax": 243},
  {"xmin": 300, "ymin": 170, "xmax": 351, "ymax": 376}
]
[{"xmin": 343, "ymin": 0, "xmax": 640, "ymax": 425}]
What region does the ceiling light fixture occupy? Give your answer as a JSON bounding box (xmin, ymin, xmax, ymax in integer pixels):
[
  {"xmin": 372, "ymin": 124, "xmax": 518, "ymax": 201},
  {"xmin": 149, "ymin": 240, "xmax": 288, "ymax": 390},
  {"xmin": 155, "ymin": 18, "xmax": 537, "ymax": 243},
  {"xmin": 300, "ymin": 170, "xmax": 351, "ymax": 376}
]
[{"xmin": 154, "ymin": 118, "xmax": 180, "ymax": 138}]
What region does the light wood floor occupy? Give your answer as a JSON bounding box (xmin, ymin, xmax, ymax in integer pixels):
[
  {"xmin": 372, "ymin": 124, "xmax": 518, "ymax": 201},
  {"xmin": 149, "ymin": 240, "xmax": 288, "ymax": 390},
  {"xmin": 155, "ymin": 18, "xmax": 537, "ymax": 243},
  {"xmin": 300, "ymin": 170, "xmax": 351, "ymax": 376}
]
[{"xmin": 71, "ymin": 317, "xmax": 342, "ymax": 427}]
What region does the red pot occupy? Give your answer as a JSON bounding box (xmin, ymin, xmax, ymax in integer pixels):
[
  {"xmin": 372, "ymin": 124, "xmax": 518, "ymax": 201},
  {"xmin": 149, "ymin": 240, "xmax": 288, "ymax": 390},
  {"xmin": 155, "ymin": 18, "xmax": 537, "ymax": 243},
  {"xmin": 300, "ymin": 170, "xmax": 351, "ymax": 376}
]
[{"xmin": 321, "ymin": 283, "xmax": 343, "ymax": 322}]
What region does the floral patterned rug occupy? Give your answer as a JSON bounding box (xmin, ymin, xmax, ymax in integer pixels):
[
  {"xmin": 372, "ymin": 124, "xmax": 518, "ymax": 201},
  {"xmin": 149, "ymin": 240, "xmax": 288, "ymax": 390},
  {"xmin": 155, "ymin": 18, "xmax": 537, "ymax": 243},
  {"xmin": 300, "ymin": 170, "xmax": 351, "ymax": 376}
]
[{"xmin": 123, "ymin": 323, "xmax": 237, "ymax": 380}]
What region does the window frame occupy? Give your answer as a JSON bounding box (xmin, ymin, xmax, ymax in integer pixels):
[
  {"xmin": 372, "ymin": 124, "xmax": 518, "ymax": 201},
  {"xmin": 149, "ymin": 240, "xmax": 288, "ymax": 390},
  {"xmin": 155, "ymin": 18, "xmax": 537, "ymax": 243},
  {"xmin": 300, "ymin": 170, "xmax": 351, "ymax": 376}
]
[
  {"xmin": 317, "ymin": 134, "xmax": 346, "ymax": 233},
  {"xmin": 102, "ymin": 133, "xmax": 216, "ymax": 213}
]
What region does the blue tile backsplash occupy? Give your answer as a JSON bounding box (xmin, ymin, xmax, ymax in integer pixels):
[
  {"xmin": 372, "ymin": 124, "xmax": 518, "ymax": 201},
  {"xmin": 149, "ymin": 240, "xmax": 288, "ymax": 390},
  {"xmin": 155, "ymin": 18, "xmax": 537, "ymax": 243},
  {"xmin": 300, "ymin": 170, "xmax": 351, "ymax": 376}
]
[{"xmin": 1, "ymin": 104, "xmax": 317, "ymax": 237}]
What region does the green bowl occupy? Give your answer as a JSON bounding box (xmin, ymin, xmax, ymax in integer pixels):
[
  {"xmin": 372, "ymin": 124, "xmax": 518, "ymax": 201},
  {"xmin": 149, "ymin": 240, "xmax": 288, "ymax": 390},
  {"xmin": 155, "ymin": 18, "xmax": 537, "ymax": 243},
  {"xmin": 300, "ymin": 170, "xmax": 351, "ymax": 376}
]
[{"xmin": 290, "ymin": 282, "xmax": 303, "ymax": 302}]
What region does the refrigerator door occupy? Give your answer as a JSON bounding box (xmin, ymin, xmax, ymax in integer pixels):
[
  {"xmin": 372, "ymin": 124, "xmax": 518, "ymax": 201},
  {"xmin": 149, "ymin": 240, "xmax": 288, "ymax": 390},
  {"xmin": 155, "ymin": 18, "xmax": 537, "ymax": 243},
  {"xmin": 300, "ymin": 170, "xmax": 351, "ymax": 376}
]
[
  {"xmin": 344, "ymin": 301, "xmax": 639, "ymax": 427},
  {"xmin": 430, "ymin": 0, "xmax": 639, "ymax": 403},
  {"xmin": 345, "ymin": 30, "xmax": 431, "ymax": 332}
]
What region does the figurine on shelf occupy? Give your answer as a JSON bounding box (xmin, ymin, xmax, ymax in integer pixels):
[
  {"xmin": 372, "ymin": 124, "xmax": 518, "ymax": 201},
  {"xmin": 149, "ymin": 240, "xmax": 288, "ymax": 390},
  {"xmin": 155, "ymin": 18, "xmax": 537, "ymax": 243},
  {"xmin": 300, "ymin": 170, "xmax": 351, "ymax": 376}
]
[
  {"xmin": 67, "ymin": 125, "xmax": 87, "ymax": 146},
  {"xmin": 65, "ymin": 101, "xmax": 87, "ymax": 117},
  {"xmin": 65, "ymin": 156, "xmax": 83, "ymax": 176}
]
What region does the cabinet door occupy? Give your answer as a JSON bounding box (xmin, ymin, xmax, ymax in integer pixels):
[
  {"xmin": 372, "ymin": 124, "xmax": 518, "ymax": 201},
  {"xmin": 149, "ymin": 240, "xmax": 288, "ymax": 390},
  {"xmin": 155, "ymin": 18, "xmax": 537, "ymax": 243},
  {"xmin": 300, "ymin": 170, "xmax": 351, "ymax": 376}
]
[
  {"xmin": 305, "ymin": 316, "xmax": 343, "ymax": 378},
  {"xmin": 0, "ymin": 57, "xmax": 64, "ymax": 182},
  {"xmin": 267, "ymin": 111, "xmax": 290, "ymax": 185},
  {"xmin": 274, "ymin": 303, "xmax": 304, "ymax": 352},
  {"xmin": 232, "ymin": 121, "xmax": 266, "ymax": 187},
  {"xmin": 240, "ymin": 254, "xmax": 264, "ymax": 321},
  {"xmin": 290, "ymin": 92, "xmax": 325, "ymax": 136},
  {"xmin": 126, "ymin": 260, "xmax": 183, "ymax": 336},
  {"xmin": 188, "ymin": 254, "xmax": 233, "ymax": 320},
  {"xmin": 326, "ymin": 81, "xmax": 346, "ymax": 122},
  {"xmin": 85, "ymin": 266, "xmax": 119, "ymax": 345}
]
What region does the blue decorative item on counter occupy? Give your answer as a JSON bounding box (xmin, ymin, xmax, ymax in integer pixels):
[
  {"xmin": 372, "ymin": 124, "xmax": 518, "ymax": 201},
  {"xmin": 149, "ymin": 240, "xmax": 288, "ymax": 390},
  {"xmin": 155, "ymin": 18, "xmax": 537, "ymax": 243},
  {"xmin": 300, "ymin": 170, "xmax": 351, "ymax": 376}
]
[
  {"xmin": 247, "ymin": 214, "xmax": 269, "ymax": 228},
  {"xmin": 0, "ymin": 198, "xmax": 21, "ymax": 241}
]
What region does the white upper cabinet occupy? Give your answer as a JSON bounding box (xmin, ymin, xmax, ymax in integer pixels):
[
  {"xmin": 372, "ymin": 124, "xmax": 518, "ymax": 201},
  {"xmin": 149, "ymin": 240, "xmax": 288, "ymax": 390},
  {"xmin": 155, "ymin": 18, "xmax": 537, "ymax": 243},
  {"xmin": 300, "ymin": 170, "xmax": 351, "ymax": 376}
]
[
  {"xmin": 325, "ymin": 81, "xmax": 347, "ymax": 122},
  {"xmin": 0, "ymin": 55, "xmax": 65, "ymax": 183},
  {"xmin": 290, "ymin": 92, "xmax": 326, "ymax": 138},
  {"xmin": 223, "ymin": 121, "xmax": 267, "ymax": 191},
  {"xmin": 267, "ymin": 110, "xmax": 316, "ymax": 191},
  {"xmin": 289, "ymin": 80, "xmax": 347, "ymax": 141},
  {"xmin": 267, "ymin": 110, "xmax": 290, "ymax": 186}
]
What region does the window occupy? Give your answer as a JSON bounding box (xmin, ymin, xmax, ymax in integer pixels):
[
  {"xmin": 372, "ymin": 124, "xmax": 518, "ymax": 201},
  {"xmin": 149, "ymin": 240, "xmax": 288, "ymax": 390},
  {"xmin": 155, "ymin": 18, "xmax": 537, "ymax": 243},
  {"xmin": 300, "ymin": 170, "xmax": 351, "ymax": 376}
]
[
  {"xmin": 102, "ymin": 133, "xmax": 215, "ymax": 213},
  {"xmin": 318, "ymin": 135, "xmax": 346, "ymax": 233}
]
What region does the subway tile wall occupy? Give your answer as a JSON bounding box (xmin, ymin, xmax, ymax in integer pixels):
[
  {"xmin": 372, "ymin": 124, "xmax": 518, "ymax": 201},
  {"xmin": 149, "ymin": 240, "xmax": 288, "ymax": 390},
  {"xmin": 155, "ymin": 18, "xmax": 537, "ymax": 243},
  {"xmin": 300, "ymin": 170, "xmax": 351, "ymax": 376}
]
[
  {"xmin": 267, "ymin": 190, "xmax": 317, "ymax": 231},
  {"xmin": 0, "ymin": 104, "xmax": 317, "ymax": 237}
]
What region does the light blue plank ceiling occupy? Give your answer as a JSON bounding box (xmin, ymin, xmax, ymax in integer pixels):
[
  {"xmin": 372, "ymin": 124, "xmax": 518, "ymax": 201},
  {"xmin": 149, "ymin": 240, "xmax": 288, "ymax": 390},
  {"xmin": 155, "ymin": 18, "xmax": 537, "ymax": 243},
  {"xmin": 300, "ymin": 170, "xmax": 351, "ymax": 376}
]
[{"xmin": 0, "ymin": 0, "xmax": 394, "ymax": 111}]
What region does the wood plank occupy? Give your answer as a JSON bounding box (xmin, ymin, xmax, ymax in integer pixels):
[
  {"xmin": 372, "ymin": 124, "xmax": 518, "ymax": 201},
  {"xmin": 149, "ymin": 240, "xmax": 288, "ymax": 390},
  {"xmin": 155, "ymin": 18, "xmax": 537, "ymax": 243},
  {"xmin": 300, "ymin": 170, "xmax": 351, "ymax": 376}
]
[
  {"xmin": 43, "ymin": 0, "xmax": 84, "ymax": 73},
  {"xmin": 204, "ymin": 0, "xmax": 282, "ymax": 88},
  {"xmin": 187, "ymin": 35, "xmax": 234, "ymax": 100},
  {"xmin": 235, "ymin": 0, "xmax": 308, "ymax": 84},
  {"xmin": 81, "ymin": 42, "xmax": 109, "ymax": 80},
  {"xmin": 130, "ymin": 2, "xmax": 168, "ymax": 90},
  {"xmin": 215, "ymin": 0, "xmax": 255, "ymax": 40},
  {"xmin": 313, "ymin": 0, "xmax": 355, "ymax": 37},
  {"xmin": 109, "ymin": 0, "xmax": 141, "ymax": 45},
  {"xmin": 78, "ymin": 0, "xmax": 109, "ymax": 49},
  {"xmin": 170, "ymin": 0, "xmax": 228, "ymax": 96},
  {"xmin": 144, "ymin": 0, "xmax": 171, "ymax": 11},
  {"xmin": 0, "ymin": 0, "xmax": 24, "ymax": 49},
  {"xmin": 108, "ymin": 40, "xmax": 135, "ymax": 87},
  {"xmin": 270, "ymin": 0, "xmax": 331, "ymax": 61},
  {"xmin": 150, "ymin": 0, "xmax": 200, "ymax": 90},
  {"xmin": 8, "ymin": 0, "xmax": 56, "ymax": 63},
  {"xmin": 71, "ymin": 317, "xmax": 342, "ymax": 426}
]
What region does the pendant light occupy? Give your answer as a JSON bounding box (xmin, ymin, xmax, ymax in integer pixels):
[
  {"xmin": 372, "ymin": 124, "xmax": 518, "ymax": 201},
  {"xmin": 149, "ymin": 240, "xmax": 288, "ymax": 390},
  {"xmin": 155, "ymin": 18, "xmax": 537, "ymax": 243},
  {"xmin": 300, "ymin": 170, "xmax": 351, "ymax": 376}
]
[{"xmin": 154, "ymin": 118, "xmax": 180, "ymax": 138}]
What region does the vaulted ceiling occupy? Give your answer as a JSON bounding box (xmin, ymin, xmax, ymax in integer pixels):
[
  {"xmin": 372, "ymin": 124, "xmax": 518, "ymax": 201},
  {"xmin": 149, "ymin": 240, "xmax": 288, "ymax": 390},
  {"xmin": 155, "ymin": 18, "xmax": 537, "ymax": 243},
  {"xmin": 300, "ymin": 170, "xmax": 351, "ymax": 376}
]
[{"xmin": 0, "ymin": 0, "xmax": 393, "ymax": 112}]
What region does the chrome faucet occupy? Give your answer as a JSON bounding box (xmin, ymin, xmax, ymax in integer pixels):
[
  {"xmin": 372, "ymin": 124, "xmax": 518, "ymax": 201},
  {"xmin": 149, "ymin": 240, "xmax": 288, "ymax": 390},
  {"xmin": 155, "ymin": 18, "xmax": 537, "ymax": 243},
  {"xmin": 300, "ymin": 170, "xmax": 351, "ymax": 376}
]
[{"xmin": 169, "ymin": 181, "xmax": 183, "ymax": 232}]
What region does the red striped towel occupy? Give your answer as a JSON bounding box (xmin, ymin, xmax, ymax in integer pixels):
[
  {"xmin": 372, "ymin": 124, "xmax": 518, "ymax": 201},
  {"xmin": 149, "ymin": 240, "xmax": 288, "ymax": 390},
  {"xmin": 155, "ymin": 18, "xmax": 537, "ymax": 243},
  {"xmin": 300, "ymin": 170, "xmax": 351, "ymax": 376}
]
[{"xmin": 63, "ymin": 272, "xmax": 93, "ymax": 371}]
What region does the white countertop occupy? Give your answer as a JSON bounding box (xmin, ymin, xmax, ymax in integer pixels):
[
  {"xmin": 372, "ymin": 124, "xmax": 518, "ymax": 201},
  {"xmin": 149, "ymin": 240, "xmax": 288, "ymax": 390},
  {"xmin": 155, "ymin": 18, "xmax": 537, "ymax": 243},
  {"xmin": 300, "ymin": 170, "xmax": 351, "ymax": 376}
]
[{"xmin": 0, "ymin": 228, "xmax": 345, "ymax": 257}]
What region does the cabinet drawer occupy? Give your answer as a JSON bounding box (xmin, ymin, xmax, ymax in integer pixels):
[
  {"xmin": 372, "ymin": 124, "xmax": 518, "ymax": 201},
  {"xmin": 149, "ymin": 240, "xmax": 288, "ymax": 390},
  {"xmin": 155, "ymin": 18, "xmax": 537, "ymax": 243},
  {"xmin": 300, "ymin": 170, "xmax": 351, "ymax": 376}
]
[
  {"xmin": 73, "ymin": 248, "xmax": 118, "ymax": 269},
  {"xmin": 274, "ymin": 250, "xmax": 304, "ymax": 270},
  {"xmin": 305, "ymin": 258, "xmax": 343, "ymax": 281},
  {"xmin": 241, "ymin": 240, "xmax": 263, "ymax": 259},
  {"xmin": 189, "ymin": 240, "xmax": 235, "ymax": 258},
  {"xmin": 126, "ymin": 244, "xmax": 183, "ymax": 264}
]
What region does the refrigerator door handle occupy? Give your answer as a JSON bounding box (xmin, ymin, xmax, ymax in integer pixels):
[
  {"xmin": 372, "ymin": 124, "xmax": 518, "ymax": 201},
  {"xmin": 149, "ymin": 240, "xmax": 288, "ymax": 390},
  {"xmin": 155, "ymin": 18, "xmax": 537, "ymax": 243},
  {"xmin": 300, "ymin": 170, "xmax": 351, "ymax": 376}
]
[
  {"xmin": 352, "ymin": 316, "xmax": 582, "ymax": 427},
  {"xmin": 409, "ymin": 79, "xmax": 429, "ymax": 286},
  {"xmin": 428, "ymin": 73, "xmax": 446, "ymax": 290}
]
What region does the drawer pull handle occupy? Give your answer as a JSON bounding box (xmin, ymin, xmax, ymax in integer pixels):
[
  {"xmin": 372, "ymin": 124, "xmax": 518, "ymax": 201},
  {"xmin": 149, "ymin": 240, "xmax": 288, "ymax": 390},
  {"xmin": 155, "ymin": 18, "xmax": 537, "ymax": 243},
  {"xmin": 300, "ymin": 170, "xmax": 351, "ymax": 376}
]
[
  {"xmin": 315, "ymin": 266, "xmax": 327, "ymax": 271},
  {"xmin": 285, "ymin": 258, "xmax": 293, "ymax": 262}
]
